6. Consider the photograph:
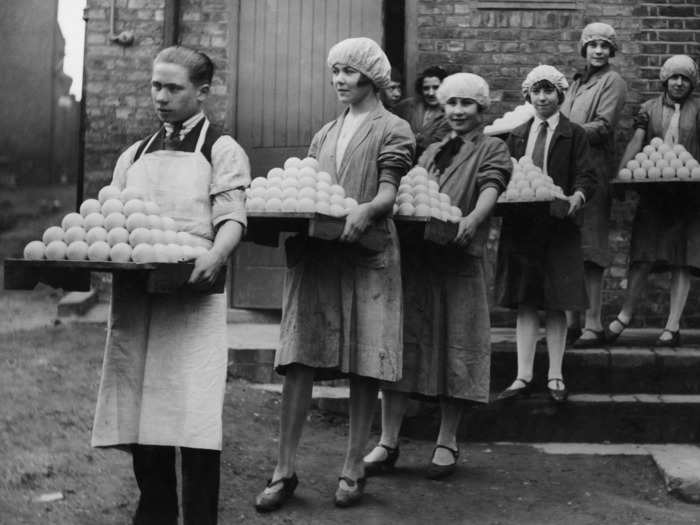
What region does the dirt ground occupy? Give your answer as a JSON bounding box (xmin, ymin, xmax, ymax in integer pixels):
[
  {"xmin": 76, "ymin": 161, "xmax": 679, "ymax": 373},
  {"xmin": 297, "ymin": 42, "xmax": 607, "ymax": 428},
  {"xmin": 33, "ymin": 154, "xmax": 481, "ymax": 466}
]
[{"xmin": 1, "ymin": 323, "xmax": 699, "ymax": 525}]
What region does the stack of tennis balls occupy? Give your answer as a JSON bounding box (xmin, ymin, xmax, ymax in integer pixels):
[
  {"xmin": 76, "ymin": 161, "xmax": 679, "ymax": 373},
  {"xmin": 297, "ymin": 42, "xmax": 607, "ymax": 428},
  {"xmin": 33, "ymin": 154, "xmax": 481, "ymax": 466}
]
[
  {"xmin": 23, "ymin": 185, "xmax": 210, "ymax": 263},
  {"xmin": 484, "ymin": 103, "xmax": 535, "ymax": 135},
  {"xmin": 392, "ymin": 166, "xmax": 462, "ymax": 222},
  {"xmin": 498, "ymin": 156, "xmax": 564, "ymax": 202},
  {"xmin": 245, "ymin": 156, "xmax": 358, "ymax": 217},
  {"xmin": 617, "ymin": 137, "xmax": 700, "ymax": 181}
]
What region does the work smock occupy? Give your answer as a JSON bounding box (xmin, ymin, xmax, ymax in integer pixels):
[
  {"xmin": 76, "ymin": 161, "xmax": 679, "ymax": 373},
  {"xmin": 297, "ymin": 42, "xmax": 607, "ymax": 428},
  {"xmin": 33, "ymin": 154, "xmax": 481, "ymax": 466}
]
[
  {"xmin": 629, "ymin": 94, "xmax": 700, "ymax": 273},
  {"xmin": 561, "ymin": 64, "xmax": 627, "ymax": 268},
  {"xmin": 274, "ymin": 104, "xmax": 415, "ymax": 381},
  {"xmin": 91, "ymin": 116, "xmax": 250, "ymax": 451},
  {"xmin": 384, "ymin": 129, "xmax": 511, "ymax": 402}
]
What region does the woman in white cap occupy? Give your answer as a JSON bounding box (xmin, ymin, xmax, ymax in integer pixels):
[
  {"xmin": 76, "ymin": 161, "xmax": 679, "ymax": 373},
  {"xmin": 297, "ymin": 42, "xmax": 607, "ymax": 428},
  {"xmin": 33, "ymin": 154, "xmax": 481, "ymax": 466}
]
[
  {"xmin": 254, "ymin": 37, "xmax": 415, "ymax": 511},
  {"xmin": 363, "ymin": 73, "xmax": 511, "ymax": 479},
  {"xmin": 561, "ymin": 22, "xmax": 628, "ymax": 348},
  {"xmin": 605, "ymin": 55, "xmax": 700, "ymax": 347},
  {"xmin": 495, "ymin": 65, "xmax": 597, "ymax": 403}
]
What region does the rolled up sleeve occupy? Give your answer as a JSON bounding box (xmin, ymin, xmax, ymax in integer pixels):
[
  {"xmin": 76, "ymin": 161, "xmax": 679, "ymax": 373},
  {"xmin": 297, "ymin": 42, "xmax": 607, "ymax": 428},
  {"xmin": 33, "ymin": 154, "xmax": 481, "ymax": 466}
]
[
  {"xmin": 476, "ymin": 138, "xmax": 512, "ymax": 195},
  {"xmin": 377, "ymin": 119, "xmax": 416, "ymax": 186},
  {"xmin": 210, "ymin": 135, "xmax": 251, "ymax": 229}
]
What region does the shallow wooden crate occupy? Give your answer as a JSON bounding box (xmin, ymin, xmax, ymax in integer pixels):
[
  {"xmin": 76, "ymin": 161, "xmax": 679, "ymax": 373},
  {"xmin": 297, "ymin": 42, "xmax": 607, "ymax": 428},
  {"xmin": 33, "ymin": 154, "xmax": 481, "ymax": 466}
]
[
  {"xmin": 394, "ymin": 216, "xmax": 458, "ymax": 245},
  {"xmin": 611, "ymin": 178, "xmax": 700, "ymax": 190},
  {"xmin": 495, "ymin": 197, "xmax": 568, "ymax": 217},
  {"xmin": 244, "ymin": 211, "xmax": 387, "ymax": 252},
  {"xmin": 3, "ymin": 259, "xmax": 226, "ymax": 294}
]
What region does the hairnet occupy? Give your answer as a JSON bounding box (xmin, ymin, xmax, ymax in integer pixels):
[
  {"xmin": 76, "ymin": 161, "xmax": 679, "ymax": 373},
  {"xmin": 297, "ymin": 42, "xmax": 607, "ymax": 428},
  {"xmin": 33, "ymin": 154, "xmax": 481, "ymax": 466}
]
[
  {"xmin": 436, "ymin": 72, "xmax": 491, "ymax": 109},
  {"xmin": 521, "ymin": 65, "xmax": 569, "ymax": 96},
  {"xmin": 660, "ymin": 55, "xmax": 698, "ymax": 89},
  {"xmin": 327, "ymin": 37, "xmax": 391, "ymax": 89},
  {"xmin": 579, "ymin": 22, "xmax": 618, "ymax": 58}
]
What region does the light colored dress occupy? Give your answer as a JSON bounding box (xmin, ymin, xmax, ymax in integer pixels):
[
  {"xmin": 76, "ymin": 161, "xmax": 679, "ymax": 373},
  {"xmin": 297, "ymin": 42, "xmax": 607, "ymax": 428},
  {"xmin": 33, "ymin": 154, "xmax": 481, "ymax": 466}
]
[
  {"xmin": 274, "ymin": 104, "xmax": 415, "ymax": 381},
  {"xmin": 561, "ymin": 64, "xmax": 627, "ymax": 268},
  {"xmin": 91, "ymin": 118, "xmax": 250, "ymax": 451},
  {"xmin": 384, "ymin": 130, "xmax": 511, "ymax": 402}
]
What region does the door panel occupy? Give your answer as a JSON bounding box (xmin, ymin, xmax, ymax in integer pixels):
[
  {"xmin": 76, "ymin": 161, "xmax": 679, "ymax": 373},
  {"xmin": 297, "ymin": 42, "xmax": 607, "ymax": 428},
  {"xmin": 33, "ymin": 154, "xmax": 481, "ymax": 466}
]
[{"xmin": 231, "ymin": 0, "xmax": 383, "ymax": 308}]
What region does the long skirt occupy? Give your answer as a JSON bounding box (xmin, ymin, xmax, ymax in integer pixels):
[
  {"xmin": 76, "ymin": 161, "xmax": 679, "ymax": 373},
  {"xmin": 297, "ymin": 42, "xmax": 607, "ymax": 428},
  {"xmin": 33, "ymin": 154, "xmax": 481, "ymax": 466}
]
[
  {"xmin": 274, "ymin": 221, "xmax": 403, "ymax": 382},
  {"xmin": 384, "ymin": 247, "xmax": 491, "ymax": 403}
]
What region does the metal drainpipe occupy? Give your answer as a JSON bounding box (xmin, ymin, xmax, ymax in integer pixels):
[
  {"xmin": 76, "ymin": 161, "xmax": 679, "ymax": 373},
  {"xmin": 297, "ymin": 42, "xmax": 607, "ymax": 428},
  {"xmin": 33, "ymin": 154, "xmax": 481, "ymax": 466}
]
[
  {"xmin": 163, "ymin": 0, "xmax": 181, "ymax": 46},
  {"xmin": 76, "ymin": 6, "xmax": 89, "ymax": 208}
]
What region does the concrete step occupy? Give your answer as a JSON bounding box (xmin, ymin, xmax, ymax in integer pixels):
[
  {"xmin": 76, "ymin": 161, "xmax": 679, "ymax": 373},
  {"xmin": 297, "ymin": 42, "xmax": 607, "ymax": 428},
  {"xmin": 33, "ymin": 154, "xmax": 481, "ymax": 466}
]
[
  {"xmin": 492, "ymin": 344, "xmax": 700, "ymax": 395},
  {"xmin": 228, "ymin": 343, "xmax": 700, "ymax": 394},
  {"xmin": 250, "ymin": 384, "xmax": 700, "ymax": 444}
]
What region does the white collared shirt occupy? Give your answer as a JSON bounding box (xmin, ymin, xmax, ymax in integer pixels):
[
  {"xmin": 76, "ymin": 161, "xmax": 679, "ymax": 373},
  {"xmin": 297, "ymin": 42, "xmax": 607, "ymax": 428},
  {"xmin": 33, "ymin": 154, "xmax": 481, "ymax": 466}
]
[
  {"xmin": 163, "ymin": 111, "xmax": 205, "ymax": 141},
  {"xmin": 525, "ymin": 111, "xmax": 560, "ymax": 176}
]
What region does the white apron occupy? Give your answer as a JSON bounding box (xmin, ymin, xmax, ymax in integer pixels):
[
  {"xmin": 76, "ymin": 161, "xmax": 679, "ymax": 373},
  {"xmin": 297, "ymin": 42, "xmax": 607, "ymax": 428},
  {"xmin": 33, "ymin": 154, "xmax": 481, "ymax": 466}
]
[{"xmin": 92, "ymin": 121, "xmax": 228, "ymax": 451}]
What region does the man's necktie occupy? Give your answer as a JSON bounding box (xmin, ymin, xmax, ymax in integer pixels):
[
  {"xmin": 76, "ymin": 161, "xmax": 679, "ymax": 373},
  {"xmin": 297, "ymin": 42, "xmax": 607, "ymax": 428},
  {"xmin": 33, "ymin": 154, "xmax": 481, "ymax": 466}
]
[
  {"xmin": 164, "ymin": 122, "xmax": 183, "ymax": 150},
  {"xmin": 531, "ymin": 121, "xmax": 548, "ymax": 169},
  {"xmin": 664, "ymin": 103, "xmax": 681, "ymax": 145}
]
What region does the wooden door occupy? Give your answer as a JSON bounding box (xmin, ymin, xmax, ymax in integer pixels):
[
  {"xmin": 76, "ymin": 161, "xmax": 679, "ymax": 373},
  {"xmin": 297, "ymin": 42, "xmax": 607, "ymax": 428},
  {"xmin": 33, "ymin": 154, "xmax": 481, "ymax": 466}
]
[{"xmin": 228, "ymin": 0, "xmax": 384, "ymax": 308}]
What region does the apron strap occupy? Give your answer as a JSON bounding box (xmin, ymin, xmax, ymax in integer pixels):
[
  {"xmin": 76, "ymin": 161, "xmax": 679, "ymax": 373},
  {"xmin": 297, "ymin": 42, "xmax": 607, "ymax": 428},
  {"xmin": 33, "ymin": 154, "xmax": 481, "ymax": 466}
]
[
  {"xmin": 141, "ymin": 130, "xmax": 162, "ymax": 156},
  {"xmin": 195, "ymin": 119, "xmax": 210, "ymax": 154}
]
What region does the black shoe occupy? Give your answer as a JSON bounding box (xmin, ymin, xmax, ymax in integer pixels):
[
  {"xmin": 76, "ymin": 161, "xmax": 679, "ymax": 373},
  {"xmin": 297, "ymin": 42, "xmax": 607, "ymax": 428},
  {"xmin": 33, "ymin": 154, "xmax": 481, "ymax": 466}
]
[
  {"xmin": 547, "ymin": 378, "xmax": 568, "ymax": 403},
  {"xmin": 604, "ymin": 316, "xmax": 629, "ymax": 344},
  {"xmin": 655, "ymin": 329, "xmax": 680, "ymax": 348},
  {"xmin": 572, "ymin": 329, "xmax": 606, "ymax": 349},
  {"xmin": 363, "ymin": 443, "xmax": 399, "ymax": 477},
  {"xmin": 425, "ymin": 444, "xmax": 459, "ymax": 480},
  {"xmin": 334, "ymin": 476, "xmax": 366, "ymax": 508},
  {"xmin": 566, "ymin": 326, "xmax": 582, "ymax": 346},
  {"xmin": 254, "ymin": 473, "xmax": 298, "ymax": 513},
  {"xmin": 496, "ymin": 378, "xmax": 532, "ymax": 401}
]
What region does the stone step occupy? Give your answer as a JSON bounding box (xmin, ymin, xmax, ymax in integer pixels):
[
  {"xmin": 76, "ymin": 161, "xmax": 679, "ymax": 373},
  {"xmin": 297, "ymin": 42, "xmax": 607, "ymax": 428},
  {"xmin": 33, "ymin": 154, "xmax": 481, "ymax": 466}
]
[
  {"xmin": 250, "ymin": 384, "xmax": 700, "ymax": 444},
  {"xmin": 229, "ymin": 344, "xmax": 700, "ymax": 394},
  {"xmin": 492, "ymin": 344, "xmax": 700, "ymax": 395}
]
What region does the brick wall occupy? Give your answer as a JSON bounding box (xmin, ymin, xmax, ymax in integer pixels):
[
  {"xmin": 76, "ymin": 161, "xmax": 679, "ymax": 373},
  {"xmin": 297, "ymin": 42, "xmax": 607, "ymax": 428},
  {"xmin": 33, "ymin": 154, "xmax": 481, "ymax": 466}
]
[
  {"xmin": 83, "ymin": 0, "xmax": 229, "ymax": 198},
  {"xmin": 413, "ymin": 0, "xmax": 700, "ymax": 326}
]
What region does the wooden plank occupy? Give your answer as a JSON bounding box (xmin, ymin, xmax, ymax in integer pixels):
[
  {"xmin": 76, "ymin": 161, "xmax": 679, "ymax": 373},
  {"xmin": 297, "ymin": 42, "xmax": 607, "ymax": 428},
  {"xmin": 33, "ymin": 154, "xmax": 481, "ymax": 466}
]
[
  {"xmin": 323, "ymin": 0, "xmax": 339, "ymax": 121},
  {"xmin": 611, "ymin": 178, "xmax": 700, "ymax": 188},
  {"xmin": 3, "ymin": 259, "xmax": 223, "ymax": 294},
  {"xmin": 404, "ymin": 0, "xmax": 418, "ymax": 102},
  {"xmin": 395, "ymin": 217, "xmax": 459, "ymax": 245},
  {"xmin": 298, "ymin": 0, "xmax": 314, "ymax": 146},
  {"xmin": 311, "ymin": 0, "xmax": 329, "ymax": 135},
  {"xmin": 260, "ymin": 0, "xmax": 274, "ymax": 148},
  {"xmin": 236, "ymin": 0, "xmax": 256, "ymax": 150},
  {"xmin": 273, "ymin": 0, "xmax": 289, "ymax": 148},
  {"xmin": 224, "ymin": 0, "xmax": 241, "ymax": 135},
  {"xmin": 286, "ymin": 0, "xmax": 302, "ymax": 146}
]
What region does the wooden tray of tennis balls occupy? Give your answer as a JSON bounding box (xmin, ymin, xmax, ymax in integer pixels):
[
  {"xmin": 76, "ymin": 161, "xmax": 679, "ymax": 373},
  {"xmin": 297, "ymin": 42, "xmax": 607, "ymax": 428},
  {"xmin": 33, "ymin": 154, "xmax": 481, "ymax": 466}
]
[
  {"xmin": 393, "ymin": 215, "xmax": 459, "ymax": 245},
  {"xmin": 244, "ymin": 211, "xmax": 387, "ymax": 252},
  {"xmin": 3, "ymin": 259, "xmax": 226, "ymax": 294}
]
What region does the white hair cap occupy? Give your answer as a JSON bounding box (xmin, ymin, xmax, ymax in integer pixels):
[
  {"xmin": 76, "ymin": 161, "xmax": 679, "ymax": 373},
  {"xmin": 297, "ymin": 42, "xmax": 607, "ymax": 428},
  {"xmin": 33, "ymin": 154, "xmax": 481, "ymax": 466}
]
[
  {"xmin": 580, "ymin": 22, "xmax": 618, "ymax": 57},
  {"xmin": 327, "ymin": 37, "xmax": 391, "ymax": 89},
  {"xmin": 521, "ymin": 65, "xmax": 569, "ymax": 96},
  {"xmin": 660, "ymin": 54, "xmax": 698, "ymax": 89},
  {"xmin": 436, "ymin": 73, "xmax": 491, "ymax": 109}
]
